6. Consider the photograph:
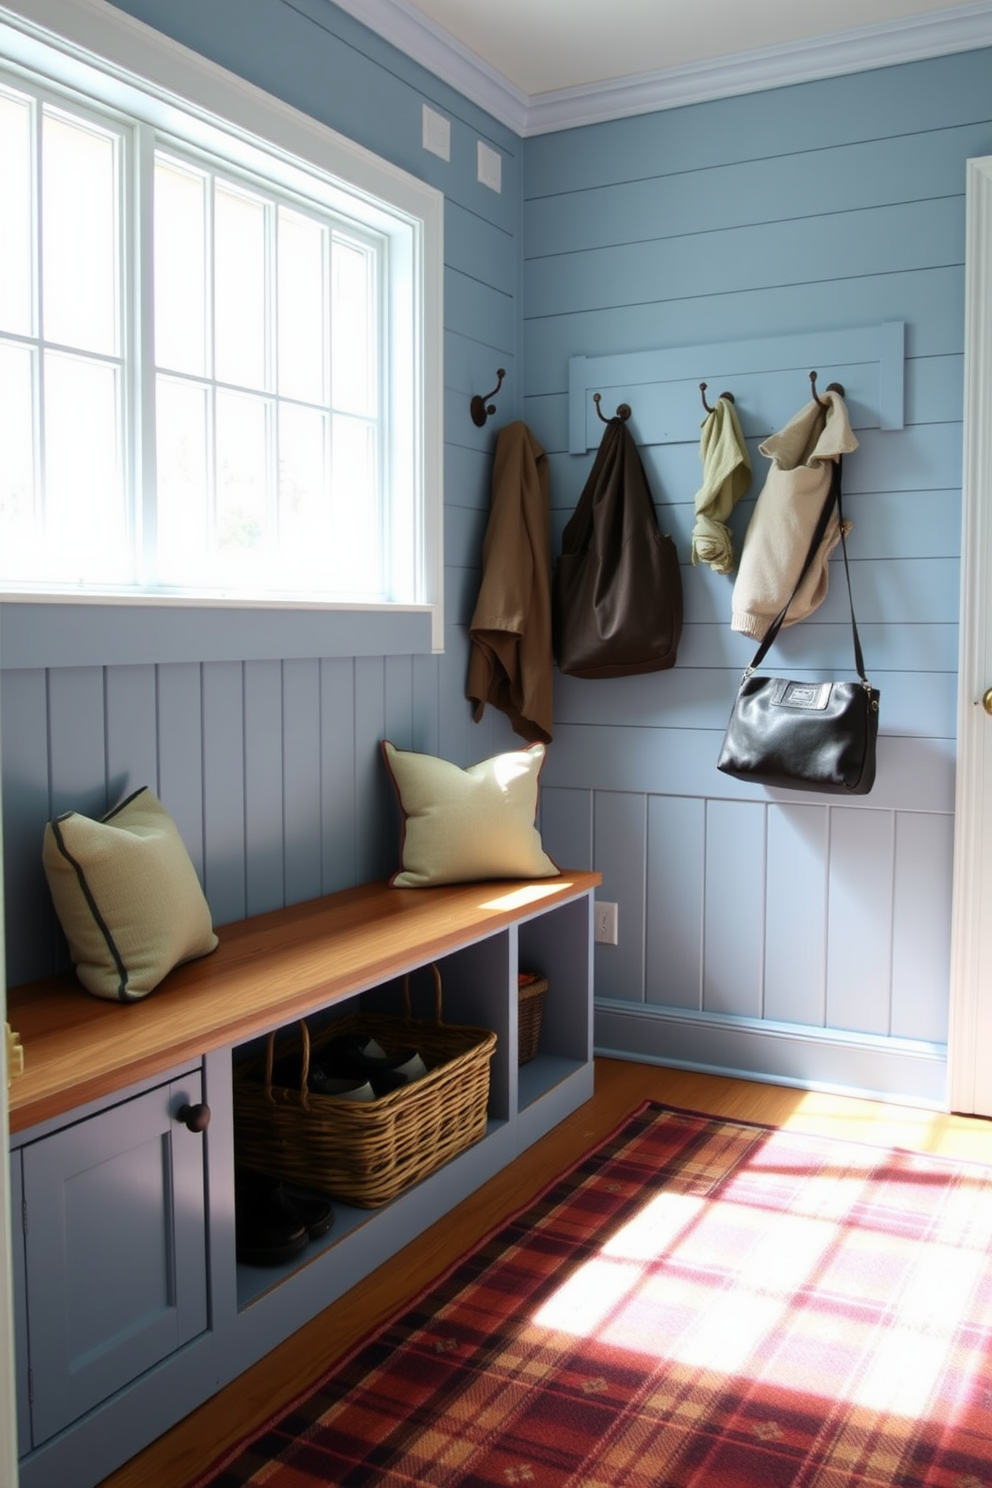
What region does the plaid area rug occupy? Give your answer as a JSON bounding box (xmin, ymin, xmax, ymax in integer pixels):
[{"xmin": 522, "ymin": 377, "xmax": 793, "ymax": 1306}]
[{"xmin": 195, "ymin": 1102, "xmax": 992, "ymax": 1487}]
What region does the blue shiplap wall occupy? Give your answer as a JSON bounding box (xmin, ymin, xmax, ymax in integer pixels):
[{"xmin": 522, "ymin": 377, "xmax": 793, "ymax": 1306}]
[
  {"xmin": 0, "ymin": 0, "xmax": 984, "ymax": 1103},
  {"xmin": 0, "ymin": 0, "xmax": 523, "ymax": 984},
  {"xmin": 523, "ymin": 49, "xmax": 989, "ymax": 1103}
]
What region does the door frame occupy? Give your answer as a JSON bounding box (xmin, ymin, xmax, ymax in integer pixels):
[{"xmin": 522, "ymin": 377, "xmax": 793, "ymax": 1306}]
[{"xmin": 948, "ymin": 154, "xmax": 992, "ymax": 1115}]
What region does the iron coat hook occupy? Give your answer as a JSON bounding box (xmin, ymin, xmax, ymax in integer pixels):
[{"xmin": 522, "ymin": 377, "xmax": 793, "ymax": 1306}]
[
  {"xmin": 699, "ymin": 383, "xmax": 735, "ymax": 413},
  {"xmin": 593, "ymin": 393, "xmax": 632, "ymax": 423},
  {"xmin": 809, "ymin": 371, "xmax": 845, "ymax": 406},
  {"xmin": 470, "ymin": 368, "xmax": 506, "ymax": 426}
]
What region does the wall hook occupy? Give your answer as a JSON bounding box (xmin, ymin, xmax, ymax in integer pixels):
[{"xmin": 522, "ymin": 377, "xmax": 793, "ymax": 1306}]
[
  {"xmin": 593, "ymin": 392, "xmax": 632, "ymax": 423},
  {"xmin": 470, "ymin": 368, "xmax": 505, "ymax": 426},
  {"xmin": 700, "ymin": 382, "xmax": 735, "ymax": 413},
  {"xmin": 809, "ymin": 371, "xmax": 845, "ymax": 407}
]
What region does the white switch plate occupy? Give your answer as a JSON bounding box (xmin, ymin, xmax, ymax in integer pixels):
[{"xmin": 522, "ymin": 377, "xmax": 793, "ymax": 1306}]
[
  {"xmin": 595, "ymin": 901, "xmax": 618, "ymax": 945},
  {"xmin": 422, "ymin": 104, "xmax": 450, "ymax": 161},
  {"xmin": 477, "ymin": 140, "xmax": 502, "ymax": 192}
]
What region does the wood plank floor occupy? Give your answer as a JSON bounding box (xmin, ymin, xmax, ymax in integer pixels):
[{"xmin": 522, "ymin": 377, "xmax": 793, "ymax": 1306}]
[{"xmin": 98, "ymin": 1058, "xmax": 992, "ymax": 1488}]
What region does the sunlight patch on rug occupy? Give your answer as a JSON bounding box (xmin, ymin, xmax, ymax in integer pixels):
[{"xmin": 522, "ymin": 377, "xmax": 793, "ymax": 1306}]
[{"xmin": 533, "ymin": 1123, "xmax": 992, "ymax": 1427}]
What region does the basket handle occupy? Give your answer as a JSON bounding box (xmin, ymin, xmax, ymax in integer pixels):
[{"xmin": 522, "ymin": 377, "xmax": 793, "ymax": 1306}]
[
  {"xmin": 263, "ymin": 1019, "xmax": 312, "ymax": 1111},
  {"xmin": 401, "ymin": 962, "xmax": 443, "ymax": 1024}
]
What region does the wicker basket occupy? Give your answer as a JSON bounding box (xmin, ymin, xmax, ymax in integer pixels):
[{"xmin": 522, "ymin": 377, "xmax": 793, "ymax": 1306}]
[
  {"xmin": 232, "ymin": 965, "xmax": 496, "ymax": 1208},
  {"xmin": 517, "ymin": 972, "xmax": 548, "ymax": 1064}
]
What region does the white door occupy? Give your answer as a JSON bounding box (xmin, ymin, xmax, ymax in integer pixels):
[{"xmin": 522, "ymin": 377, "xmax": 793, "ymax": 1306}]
[{"xmin": 948, "ymin": 155, "xmax": 992, "ymax": 1115}]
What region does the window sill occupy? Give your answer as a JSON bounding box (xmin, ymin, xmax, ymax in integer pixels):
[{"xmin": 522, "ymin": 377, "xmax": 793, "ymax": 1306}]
[{"xmin": 0, "ymin": 597, "xmax": 437, "ymax": 669}]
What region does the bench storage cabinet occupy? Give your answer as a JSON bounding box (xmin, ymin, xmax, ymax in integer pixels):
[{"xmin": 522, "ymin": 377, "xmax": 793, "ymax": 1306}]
[{"xmin": 7, "ymin": 870, "xmax": 599, "ymax": 1488}]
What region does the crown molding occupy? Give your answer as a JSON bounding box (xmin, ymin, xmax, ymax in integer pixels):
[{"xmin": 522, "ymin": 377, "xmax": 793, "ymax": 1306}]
[
  {"xmin": 329, "ymin": 0, "xmax": 992, "ymax": 136},
  {"xmin": 528, "ymin": 1, "xmax": 992, "ymax": 134}
]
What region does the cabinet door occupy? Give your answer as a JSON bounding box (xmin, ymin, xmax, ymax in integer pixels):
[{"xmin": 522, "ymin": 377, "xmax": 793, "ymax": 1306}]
[{"xmin": 21, "ymin": 1072, "xmax": 208, "ymax": 1447}]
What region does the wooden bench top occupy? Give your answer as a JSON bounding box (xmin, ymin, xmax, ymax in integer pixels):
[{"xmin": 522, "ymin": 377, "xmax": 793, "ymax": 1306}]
[{"xmin": 6, "ymin": 871, "xmax": 600, "ymax": 1133}]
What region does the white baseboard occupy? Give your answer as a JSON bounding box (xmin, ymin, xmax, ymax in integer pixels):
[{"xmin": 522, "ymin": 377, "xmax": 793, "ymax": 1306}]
[{"xmin": 595, "ymin": 1002, "xmax": 948, "ymax": 1109}]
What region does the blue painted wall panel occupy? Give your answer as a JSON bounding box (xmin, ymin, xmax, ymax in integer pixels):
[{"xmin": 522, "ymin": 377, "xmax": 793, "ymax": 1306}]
[
  {"xmin": 703, "ymin": 801, "xmax": 765, "ymax": 1018},
  {"xmin": 48, "ymin": 669, "xmax": 107, "ymax": 822},
  {"xmin": 1, "ymin": 670, "xmax": 60, "ymax": 984},
  {"xmin": 826, "ymin": 809, "xmax": 896, "ymax": 1036},
  {"xmin": 353, "ymin": 657, "xmax": 390, "ymax": 884},
  {"xmin": 155, "ymin": 663, "xmax": 205, "ymax": 881},
  {"xmin": 445, "ymin": 200, "xmax": 516, "ymax": 297},
  {"xmin": 282, "ymin": 659, "xmax": 323, "ymax": 906},
  {"xmin": 540, "ymin": 786, "xmax": 593, "ymax": 873},
  {"xmin": 764, "ymin": 805, "xmax": 828, "ymax": 1028},
  {"xmin": 319, "ymin": 657, "xmax": 358, "ymax": 894},
  {"xmin": 244, "ymin": 661, "xmax": 286, "ymax": 915},
  {"xmin": 526, "ymin": 201, "xmax": 963, "ymax": 321},
  {"xmin": 525, "ymin": 123, "xmax": 992, "ymax": 258},
  {"xmin": 891, "ymin": 811, "xmax": 954, "ymax": 1042},
  {"xmin": 646, "ymin": 795, "xmax": 704, "ymax": 1011},
  {"xmin": 105, "ymin": 667, "xmax": 159, "ymax": 805},
  {"xmin": 553, "ymin": 666, "xmax": 956, "ymax": 740},
  {"xmin": 592, "ymin": 792, "xmax": 646, "ymax": 1003},
  {"xmin": 443, "ymin": 439, "xmax": 494, "ymax": 514},
  {"xmin": 201, "ymin": 661, "xmax": 247, "ymax": 926}
]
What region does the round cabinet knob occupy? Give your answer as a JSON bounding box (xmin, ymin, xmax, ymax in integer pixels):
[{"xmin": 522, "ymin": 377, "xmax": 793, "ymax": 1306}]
[
  {"xmin": 177, "ymin": 1101, "xmax": 211, "ymax": 1133},
  {"xmin": 984, "ymin": 687, "xmax": 992, "ymax": 717}
]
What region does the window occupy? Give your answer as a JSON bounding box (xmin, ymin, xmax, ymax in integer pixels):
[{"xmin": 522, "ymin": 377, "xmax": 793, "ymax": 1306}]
[{"xmin": 0, "ymin": 0, "xmax": 443, "ymax": 648}]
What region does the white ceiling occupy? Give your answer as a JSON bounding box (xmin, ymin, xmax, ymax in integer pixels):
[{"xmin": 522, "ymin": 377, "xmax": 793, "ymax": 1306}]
[
  {"xmin": 331, "ymin": 0, "xmax": 992, "ymax": 133},
  {"xmin": 383, "ymin": 0, "xmax": 978, "ymax": 96}
]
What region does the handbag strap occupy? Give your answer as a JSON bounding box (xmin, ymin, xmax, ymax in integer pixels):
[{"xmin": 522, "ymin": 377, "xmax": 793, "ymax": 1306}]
[{"xmin": 742, "ymin": 458, "xmax": 871, "ymax": 689}]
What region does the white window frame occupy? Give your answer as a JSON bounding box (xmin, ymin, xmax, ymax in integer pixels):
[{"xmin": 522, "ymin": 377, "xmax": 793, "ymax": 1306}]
[{"xmin": 0, "ymin": 0, "xmax": 445, "ymax": 655}]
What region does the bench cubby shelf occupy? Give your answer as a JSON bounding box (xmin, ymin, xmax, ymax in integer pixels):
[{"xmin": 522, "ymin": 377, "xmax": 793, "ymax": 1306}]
[{"xmin": 7, "ymin": 870, "xmax": 599, "ymax": 1488}]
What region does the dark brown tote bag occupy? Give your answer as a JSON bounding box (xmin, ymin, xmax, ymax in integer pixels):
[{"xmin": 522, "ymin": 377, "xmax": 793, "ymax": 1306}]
[{"xmin": 552, "ymin": 415, "xmax": 683, "ymax": 678}]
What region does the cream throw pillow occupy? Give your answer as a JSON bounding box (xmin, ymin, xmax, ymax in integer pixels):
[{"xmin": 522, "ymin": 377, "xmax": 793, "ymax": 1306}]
[
  {"xmin": 382, "ymin": 741, "xmax": 560, "ymax": 888},
  {"xmin": 42, "ymin": 787, "xmax": 218, "ymax": 1001}
]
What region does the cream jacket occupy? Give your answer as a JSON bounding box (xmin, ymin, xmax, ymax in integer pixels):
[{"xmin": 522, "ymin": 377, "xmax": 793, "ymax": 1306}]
[{"xmin": 731, "ymin": 389, "xmax": 858, "ymax": 639}]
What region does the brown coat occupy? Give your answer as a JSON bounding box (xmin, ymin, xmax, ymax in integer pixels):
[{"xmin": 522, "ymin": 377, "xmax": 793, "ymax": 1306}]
[{"xmin": 467, "ymin": 421, "xmax": 554, "ymax": 744}]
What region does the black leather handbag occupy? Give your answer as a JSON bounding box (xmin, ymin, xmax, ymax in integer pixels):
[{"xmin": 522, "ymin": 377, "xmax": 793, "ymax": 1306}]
[
  {"xmin": 717, "ymin": 461, "xmax": 879, "ymax": 795},
  {"xmin": 553, "ymin": 413, "xmax": 682, "ymax": 678}
]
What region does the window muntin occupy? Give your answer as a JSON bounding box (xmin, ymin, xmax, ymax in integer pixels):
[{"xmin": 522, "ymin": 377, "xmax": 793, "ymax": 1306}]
[
  {"xmin": 146, "ymin": 145, "xmax": 384, "ymax": 597},
  {"xmin": 0, "ymin": 81, "xmax": 128, "ymax": 586},
  {"xmin": 0, "ymin": 0, "xmax": 442, "ymax": 642}
]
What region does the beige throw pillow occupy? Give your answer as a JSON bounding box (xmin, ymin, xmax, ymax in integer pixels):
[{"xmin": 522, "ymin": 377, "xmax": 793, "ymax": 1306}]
[
  {"xmin": 42, "ymin": 787, "xmax": 219, "ymax": 1001},
  {"xmin": 382, "ymin": 740, "xmax": 560, "ymax": 888}
]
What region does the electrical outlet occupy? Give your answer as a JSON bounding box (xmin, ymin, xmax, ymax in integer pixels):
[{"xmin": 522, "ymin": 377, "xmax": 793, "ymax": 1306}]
[{"xmin": 595, "ymin": 901, "xmax": 618, "ymax": 945}]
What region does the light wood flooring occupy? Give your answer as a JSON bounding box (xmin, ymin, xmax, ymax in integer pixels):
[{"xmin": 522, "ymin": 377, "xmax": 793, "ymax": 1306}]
[{"xmin": 98, "ymin": 1058, "xmax": 992, "ymax": 1488}]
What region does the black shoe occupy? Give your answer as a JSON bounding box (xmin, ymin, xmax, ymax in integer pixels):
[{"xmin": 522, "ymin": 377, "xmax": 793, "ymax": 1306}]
[
  {"xmin": 235, "ymin": 1172, "xmax": 309, "ymax": 1266},
  {"xmin": 280, "ymin": 1181, "xmax": 335, "ymax": 1240}
]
